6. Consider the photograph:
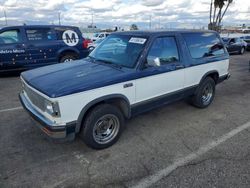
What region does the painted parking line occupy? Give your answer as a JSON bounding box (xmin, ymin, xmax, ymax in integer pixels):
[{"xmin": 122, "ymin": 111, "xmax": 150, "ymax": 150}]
[
  {"xmin": 131, "ymin": 121, "xmax": 250, "ymax": 188},
  {"xmin": 0, "ymin": 106, "xmax": 23, "ymax": 113}
]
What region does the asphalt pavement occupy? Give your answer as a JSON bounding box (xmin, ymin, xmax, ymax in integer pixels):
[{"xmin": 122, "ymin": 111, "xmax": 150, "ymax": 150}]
[{"xmin": 1, "ymin": 52, "xmax": 250, "ymax": 188}]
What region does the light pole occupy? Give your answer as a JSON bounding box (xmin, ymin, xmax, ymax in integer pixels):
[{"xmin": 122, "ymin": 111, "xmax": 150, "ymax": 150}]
[
  {"xmin": 58, "ymin": 12, "xmax": 61, "ymax": 25},
  {"xmin": 149, "ymin": 15, "xmax": 152, "ymax": 30},
  {"xmin": 4, "ymin": 9, "xmax": 7, "ymax": 26}
]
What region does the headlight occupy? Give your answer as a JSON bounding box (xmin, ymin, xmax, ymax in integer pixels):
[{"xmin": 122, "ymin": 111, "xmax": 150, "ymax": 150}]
[{"xmin": 44, "ymin": 100, "xmax": 60, "ymax": 117}]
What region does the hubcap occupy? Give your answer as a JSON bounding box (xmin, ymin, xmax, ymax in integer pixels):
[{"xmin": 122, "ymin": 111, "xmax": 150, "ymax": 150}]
[
  {"xmin": 201, "ymin": 84, "xmax": 213, "ymax": 105},
  {"xmin": 93, "ymin": 114, "xmax": 120, "ymax": 144}
]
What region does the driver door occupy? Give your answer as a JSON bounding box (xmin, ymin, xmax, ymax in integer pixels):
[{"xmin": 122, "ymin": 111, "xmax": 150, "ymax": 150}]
[{"xmin": 135, "ymin": 36, "xmax": 185, "ymax": 106}]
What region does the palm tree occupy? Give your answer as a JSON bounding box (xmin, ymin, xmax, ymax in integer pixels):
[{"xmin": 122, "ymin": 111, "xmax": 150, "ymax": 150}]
[{"xmin": 209, "ymin": 0, "xmax": 233, "ymax": 31}]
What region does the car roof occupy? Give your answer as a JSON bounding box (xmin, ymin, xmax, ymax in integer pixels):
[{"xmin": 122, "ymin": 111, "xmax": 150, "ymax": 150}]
[
  {"xmin": 0, "ymin": 25, "xmax": 79, "ymax": 30},
  {"xmin": 112, "ymin": 29, "xmax": 217, "ymax": 37}
]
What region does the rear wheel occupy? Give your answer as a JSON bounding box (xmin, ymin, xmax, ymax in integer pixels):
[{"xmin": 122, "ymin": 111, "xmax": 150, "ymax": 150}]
[
  {"xmin": 80, "ymin": 104, "xmax": 125, "ymax": 149},
  {"xmin": 59, "ymin": 53, "xmax": 78, "ymax": 63},
  {"xmin": 190, "ymin": 77, "xmax": 215, "ymax": 108},
  {"xmin": 239, "ymin": 47, "xmax": 245, "ymax": 55}
]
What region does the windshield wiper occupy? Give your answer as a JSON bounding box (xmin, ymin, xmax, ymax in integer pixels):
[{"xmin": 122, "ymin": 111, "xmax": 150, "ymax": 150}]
[{"xmin": 95, "ymin": 58, "xmax": 123, "ymax": 69}]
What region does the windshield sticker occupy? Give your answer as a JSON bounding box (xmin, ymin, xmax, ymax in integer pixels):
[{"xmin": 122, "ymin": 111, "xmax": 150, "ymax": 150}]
[
  {"xmin": 129, "ymin": 37, "xmax": 147, "ymax": 44},
  {"xmin": 62, "ymin": 30, "xmax": 79, "ymax": 46}
]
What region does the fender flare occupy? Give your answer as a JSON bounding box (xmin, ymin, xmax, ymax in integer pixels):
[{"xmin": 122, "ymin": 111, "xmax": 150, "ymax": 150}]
[
  {"xmin": 75, "ymin": 94, "xmax": 131, "ymax": 133},
  {"xmin": 57, "ymin": 47, "xmax": 80, "ymax": 60},
  {"xmin": 199, "ymin": 70, "xmax": 219, "ymax": 85}
]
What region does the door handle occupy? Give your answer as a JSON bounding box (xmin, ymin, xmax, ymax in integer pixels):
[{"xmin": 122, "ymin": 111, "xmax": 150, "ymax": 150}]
[
  {"xmin": 175, "ymin": 65, "xmax": 184, "ymax": 70},
  {"xmin": 123, "ymin": 83, "xmax": 133, "ymax": 88},
  {"xmin": 16, "ymin": 44, "xmax": 25, "ymax": 48}
]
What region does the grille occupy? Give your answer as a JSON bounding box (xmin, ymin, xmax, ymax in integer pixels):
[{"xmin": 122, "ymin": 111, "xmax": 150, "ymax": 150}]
[{"xmin": 22, "ymin": 80, "xmax": 45, "ymax": 111}]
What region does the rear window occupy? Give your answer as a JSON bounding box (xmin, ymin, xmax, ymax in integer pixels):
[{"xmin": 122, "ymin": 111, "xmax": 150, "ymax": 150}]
[
  {"xmin": 183, "ymin": 32, "xmax": 225, "ymax": 59},
  {"xmin": 26, "ymin": 28, "xmax": 56, "ymax": 41}
]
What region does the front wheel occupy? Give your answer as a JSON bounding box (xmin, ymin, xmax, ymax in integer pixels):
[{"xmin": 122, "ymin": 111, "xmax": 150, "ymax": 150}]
[
  {"xmin": 190, "ymin": 77, "xmax": 215, "ymax": 108},
  {"xmin": 80, "ymin": 104, "xmax": 125, "ymax": 149}
]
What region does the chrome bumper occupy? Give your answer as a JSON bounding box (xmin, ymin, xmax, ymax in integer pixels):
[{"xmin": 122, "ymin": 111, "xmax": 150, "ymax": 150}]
[{"xmin": 19, "ymin": 92, "xmax": 76, "ymax": 139}]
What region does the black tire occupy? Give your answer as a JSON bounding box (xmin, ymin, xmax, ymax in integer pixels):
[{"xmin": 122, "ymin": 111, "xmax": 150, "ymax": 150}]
[
  {"xmin": 59, "ymin": 53, "xmax": 78, "ymax": 63},
  {"xmin": 80, "ymin": 104, "xmax": 125, "ymax": 149},
  {"xmin": 190, "ymin": 77, "xmax": 215, "ymax": 108},
  {"xmin": 239, "ymin": 47, "xmax": 245, "ymax": 55}
]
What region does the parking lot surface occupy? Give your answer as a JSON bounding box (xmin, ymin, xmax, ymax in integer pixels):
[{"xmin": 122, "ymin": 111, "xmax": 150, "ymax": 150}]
[{"xmin": 1, "ymin": 52, "xmax": 250, "ymax": 188}]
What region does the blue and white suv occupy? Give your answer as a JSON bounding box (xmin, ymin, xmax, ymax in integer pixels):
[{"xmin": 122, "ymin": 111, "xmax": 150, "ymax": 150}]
[{"xmin": 19, "ymin": 30, "xmax": 230, "ymax": 149}]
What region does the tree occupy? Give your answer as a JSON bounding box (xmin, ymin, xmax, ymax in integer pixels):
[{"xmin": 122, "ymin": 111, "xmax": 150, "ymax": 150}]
[
  {"xmin": 130, "ymin": 24, "xmax": 139, "ymax": 30},
  {"xmin": 209, "ymin": 0, "xmax": 233, "ymax": 32}
]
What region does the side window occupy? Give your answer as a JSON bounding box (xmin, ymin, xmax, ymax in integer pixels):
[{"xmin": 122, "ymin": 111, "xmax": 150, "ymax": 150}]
[
  {"xmin": 183, "ymin": 33, "xmax": 225, "ymax": 59},
  {"xmin": 236, "ymin": 38, "xmax": 241, "ymax": 43},
  {"xmin": 26, "ymin": 28, "xmax": 56, "ymax": 42},
  {"xmin": 146, "ymin": 37, "xmax": 179, "ymax": 67},
  {"xmin": 99, "ymin": 34, "xmax": 105, "ymax": 38},
  {"xmin": 0, "ymin": 30, "xmax": 21, "ymax": 44}
]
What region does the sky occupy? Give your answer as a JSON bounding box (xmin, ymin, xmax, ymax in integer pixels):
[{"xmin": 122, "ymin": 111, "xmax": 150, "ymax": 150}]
[{"xmin": 0, "ymin": 0, "xmax": 249, "ymax": 29}]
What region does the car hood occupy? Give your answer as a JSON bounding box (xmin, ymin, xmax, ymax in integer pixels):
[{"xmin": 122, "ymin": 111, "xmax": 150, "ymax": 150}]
[{"xmin": 21, "ymin": 59, "xmax": 135, "ymax": 98}]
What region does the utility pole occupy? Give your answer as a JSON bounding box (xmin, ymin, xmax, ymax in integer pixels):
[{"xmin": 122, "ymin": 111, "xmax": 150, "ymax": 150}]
[
  {"xmin": 159, "ymin": 16, "xmax": 161, "ymax": 29},
  {"xmin": 4, "ymin": 9, "xmax": 7, "ymax": 26},
  {"xmin": 149, "ymin": 15, "xmax": 152, "ymax": 30},
  {"xmin": 90, "ymin": 9, "xmax": 94, "ymax": 28},
  {"xmin": 58, "ymin": 12, "xmax": 61, "ymax": 25}
]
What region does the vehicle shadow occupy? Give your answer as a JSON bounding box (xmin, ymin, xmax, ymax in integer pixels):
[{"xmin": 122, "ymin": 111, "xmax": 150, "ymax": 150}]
[{"xmin": 0, "ymin": 71, "xmax": 22, "ymax": 78}]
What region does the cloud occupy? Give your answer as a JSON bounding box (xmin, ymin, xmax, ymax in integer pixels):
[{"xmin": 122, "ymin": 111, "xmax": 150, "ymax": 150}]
[
  {"xmin": 0, "ymin": 0, "xmax": 249, "ymax": 29},
  {"xmin": 142, "ymin": 0, "xmax": 164, "ymax": 7}
]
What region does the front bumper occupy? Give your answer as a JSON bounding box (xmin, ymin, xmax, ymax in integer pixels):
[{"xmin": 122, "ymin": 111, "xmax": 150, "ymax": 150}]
[{"xmin": 19, "ymin": 92, "xmax": 76, "ymax": 139}]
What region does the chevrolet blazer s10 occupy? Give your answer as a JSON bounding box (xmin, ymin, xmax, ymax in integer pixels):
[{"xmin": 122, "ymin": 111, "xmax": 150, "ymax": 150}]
[{"xmin": 19, "ymin": 30, "xmax": 230, "ymax": 149}]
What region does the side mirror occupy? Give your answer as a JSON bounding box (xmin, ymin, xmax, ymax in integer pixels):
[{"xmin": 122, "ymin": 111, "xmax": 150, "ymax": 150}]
[
  {"xmin": 147, "ymin": 56, "xmax": 161, "ymax": 67},
  {"xmin": 229, "ymin": 41, "xmax": 234, "ymax": 45}
]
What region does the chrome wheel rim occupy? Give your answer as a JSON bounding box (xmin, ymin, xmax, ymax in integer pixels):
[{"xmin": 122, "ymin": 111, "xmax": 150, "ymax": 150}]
[
  {"xmin": 201, "ymin": 84, "xmax": 213, "ymax": 104},
  {"xmin": 64, "ymin": 58, "xmax": 73, "ymax": 62},
  {"xmin": 93, "ymin": 114, "xmax": 120, "ymax": 144}
]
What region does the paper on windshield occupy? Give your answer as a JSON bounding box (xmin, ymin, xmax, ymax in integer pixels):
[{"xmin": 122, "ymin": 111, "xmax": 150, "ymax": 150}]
[{"xmin": 129, "ymin": 37, "xmax": 147, "ymax": 44}]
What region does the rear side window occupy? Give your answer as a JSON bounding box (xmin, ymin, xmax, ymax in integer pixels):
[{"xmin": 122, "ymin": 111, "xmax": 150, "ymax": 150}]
[
  {"xmin": 26, "ymin": 28, "xmax": 56, "ymax": 41},
  {"xmin": 0, "ymin": 30, "xmax": 21, "ymax": 44},
  {"xmin": 183, "ymin": 33, "xmax": 225, "ymax": 59}
]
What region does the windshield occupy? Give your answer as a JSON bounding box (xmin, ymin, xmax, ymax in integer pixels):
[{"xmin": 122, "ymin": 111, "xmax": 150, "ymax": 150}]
[{"xmin": 89, "ymin": 34, "xmax": 147, "ymax": 68}]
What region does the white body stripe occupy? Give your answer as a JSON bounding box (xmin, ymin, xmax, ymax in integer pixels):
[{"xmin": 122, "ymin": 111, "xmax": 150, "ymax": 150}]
[{"xmin": 184, "ymin": 59, "xmax": 229, "ymax": 88}]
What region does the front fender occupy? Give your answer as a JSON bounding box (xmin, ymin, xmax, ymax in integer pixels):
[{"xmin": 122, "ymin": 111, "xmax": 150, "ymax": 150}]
[{"xmin": 75, "ymin": 94, "xmax": 131, "ymax": 133}]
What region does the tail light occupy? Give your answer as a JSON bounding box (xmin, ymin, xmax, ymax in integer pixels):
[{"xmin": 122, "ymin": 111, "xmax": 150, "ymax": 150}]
[{"xmin": 82, "ymin": 39, "xmax": 92, "ymax": 49}]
